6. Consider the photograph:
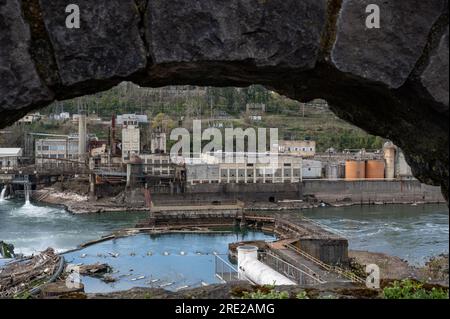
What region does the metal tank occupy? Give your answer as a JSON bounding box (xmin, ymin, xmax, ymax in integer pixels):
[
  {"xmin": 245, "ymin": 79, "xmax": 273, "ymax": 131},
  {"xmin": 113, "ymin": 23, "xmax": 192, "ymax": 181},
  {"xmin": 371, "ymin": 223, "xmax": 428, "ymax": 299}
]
[
  {"xmin": 365, "ymin": 160, "xmax": 385, "ymax": 179},
  {"xmin": 345, "ymin": 160, "xmax": 366, "ymax": 180},
  {"xmin": 325, "ymin": 163, "xmax": 339, "ymax": 180}
]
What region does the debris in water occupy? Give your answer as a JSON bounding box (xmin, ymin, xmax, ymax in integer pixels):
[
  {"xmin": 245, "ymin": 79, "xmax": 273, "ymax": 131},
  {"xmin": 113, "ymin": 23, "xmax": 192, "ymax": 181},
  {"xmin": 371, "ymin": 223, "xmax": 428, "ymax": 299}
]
[
  {"xmin": 102, "ymin": 275, "xmax": 117, "ymax": 283},
  {"xmin": 78, "ymin": 263, "xmax": 111, "ymax": 276},
  {"xmin": 108, "ymin": 252, "xmax": 119, "ymax": 258},
  {"xmin": 0, "ymin": 248, "xmax": 61, "ymax": 298},
  {"xmin": 131, "ymin": 276, "xmax": 145, "ymax": 281},
  {"xmin": 175, "ymin": 285, "xmax": 189, "ymax": 291}
]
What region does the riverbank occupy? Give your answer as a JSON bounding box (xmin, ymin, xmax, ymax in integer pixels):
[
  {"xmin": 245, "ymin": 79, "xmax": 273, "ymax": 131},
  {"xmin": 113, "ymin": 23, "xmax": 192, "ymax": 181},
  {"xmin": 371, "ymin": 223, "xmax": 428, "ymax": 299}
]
[
  {"xmin": 32, "ymin": 188, "xmax": 150, "ymax": 214},
  {"xmin": 349, "ymin": 251, "xmax": 449, "ymax": 287},
  {"xmin": 32, "ymin": 186, "xmax": 445, "ymax": 215}
]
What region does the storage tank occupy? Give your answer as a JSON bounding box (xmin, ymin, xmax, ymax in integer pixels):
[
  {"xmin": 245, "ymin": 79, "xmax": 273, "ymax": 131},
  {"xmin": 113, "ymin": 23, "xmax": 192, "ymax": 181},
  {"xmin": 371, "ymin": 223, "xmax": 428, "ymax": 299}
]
[
  {"xmin": 383, "ymin": 141, "xmax": 397, "ymax": 179},
  {"xmin": 345, "ymin": 160, "xmax": 366, "ymax": 179},
  {"xmin": 326, "ymin": 164, "xmax": 339, "ymax": 180},
  {"xmin": 338, "ymin": 163, "xmax": 346, "ymax": 178},
  {"xmin": 365, "ymin": 160, "xmax": 385, "ymax": 179}
]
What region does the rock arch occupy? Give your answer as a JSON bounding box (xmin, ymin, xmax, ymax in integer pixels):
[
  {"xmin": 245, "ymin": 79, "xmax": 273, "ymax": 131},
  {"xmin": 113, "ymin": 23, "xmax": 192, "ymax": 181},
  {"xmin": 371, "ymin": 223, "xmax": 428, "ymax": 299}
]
[{"xmin": 0, "ymin": 0, "xmax": 448, "ymax": 199}]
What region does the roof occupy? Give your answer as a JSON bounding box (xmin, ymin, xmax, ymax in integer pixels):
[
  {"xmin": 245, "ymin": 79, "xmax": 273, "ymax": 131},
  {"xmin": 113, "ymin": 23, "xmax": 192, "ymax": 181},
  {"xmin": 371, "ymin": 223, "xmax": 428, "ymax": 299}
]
[
  {"xmin": 117, "ymin": 114, "xmax": 148, "ymax": 124},
  {"xmin": 0, "ymin": 148, "xmax": 23, "ymax": 157}
]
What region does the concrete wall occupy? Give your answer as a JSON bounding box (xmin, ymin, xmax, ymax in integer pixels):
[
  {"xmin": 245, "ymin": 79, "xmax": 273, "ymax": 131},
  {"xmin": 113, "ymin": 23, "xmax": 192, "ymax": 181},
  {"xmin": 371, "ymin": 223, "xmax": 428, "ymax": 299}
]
[
  {"xmin": 295, "ymin": 239, "xmax": 349, "ymax": 265},
  {"xmin": 302, "ymin": 180, "xmax": 445, "ymax": 203},
  {"xmin": 149, "ymin": 180, "xmax": 444, "ymax": 205},
  {"xmin": 185, "ymin": 183, "xmax": 302, "ymax": 202}
]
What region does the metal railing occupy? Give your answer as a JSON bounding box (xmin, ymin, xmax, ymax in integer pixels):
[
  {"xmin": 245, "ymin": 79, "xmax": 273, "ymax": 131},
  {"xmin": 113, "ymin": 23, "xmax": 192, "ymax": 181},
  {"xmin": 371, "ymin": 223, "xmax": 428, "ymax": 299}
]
[
  {"xmin": 214, "ymin": 254, "xmax": 243, "ymax": 283},
  {"xmin": 285, "ymin": 244, "xmax": 365, "ymax": 284},
  {"xmin": 258, "ymin": 252, "xmax": 325, "ymax": 286}
]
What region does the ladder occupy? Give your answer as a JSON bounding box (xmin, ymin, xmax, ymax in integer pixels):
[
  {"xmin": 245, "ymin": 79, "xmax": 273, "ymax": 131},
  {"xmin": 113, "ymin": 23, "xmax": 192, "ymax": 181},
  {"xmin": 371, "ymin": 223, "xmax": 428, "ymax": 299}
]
[{"xmin": 285, "ymin": 244, "xmax": 366, "ymax": 284}]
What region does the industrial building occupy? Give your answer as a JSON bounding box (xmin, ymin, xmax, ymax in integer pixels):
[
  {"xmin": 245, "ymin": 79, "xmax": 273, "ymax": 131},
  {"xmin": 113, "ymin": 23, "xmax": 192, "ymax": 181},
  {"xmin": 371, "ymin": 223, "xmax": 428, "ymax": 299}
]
[
  {"xmin": 140, "ymin": 154, "xmax": 174, "ymax": 177},
  {"xmin": 35, "ymin": 137, "xmax": 79, "ymax": 166},
  {"xmin": 185, "ymin": 153, "xmax": 303, "ymax": 184},
  {"xmin": 0, "ymin": 148, "xmax": 22, "ymax": 169},
  {"xmin": 121, "ymin": 119, "xmax": 141, "ymax": 161}
]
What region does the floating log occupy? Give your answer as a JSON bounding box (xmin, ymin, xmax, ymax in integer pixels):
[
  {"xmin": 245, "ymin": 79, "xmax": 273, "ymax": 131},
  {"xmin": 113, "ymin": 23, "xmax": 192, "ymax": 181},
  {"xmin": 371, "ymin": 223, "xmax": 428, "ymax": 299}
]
[{"xmin": 0, "ymin": 248, "xmax": 61, "ymax": 298}]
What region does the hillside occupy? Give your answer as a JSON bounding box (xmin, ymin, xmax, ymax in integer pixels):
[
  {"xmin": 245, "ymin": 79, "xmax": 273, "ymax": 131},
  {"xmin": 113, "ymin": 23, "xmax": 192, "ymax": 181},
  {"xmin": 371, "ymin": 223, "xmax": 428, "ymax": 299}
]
[{"xmin": 1, "ymin": 83, "xmax": 384, "ymax": 152}]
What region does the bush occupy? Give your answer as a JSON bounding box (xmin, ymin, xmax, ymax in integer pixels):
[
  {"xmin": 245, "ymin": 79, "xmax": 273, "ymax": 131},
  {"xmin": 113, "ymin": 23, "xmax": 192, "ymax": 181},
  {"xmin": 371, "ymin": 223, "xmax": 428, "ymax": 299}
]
[
  {"xmin": 241, "ymin": 286, "xmax": 290, "ymax": 299},
  {"xmin": 382, "ymin": 279, "xmax": 449, "ymax": 299},
  {"xmin": 296, "ymin": 291, "xmax": 310, "ymax": 299}
]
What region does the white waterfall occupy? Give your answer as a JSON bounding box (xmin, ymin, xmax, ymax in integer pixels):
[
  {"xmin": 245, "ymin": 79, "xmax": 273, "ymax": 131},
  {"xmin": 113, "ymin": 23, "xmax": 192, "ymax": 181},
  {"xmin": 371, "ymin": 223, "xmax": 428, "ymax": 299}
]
[
  {"xmin": 0, "ymin": 186, "xmax": 6, "ymax": 202},
  {"xmin": 24, "ymin": 183, "xmax": 31, "ymax": 205}
]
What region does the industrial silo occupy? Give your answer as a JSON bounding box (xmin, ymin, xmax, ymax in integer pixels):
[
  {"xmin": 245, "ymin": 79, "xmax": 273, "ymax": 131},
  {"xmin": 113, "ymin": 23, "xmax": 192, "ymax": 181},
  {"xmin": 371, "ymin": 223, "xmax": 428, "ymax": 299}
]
[
  {"xmin": 383, "ymin": 142, "xmax": 397, "ymax": 179},
  {"xmin": 345, "ymin": 160, "xmax": 366, "ymax": 180},
  {"xmin": 365, "ymin": 160, "xmax": 385, "ymax": 179},
  {"xmin": 338, "ymin": 162, "xmax": 346, "ymax": 179},
  {"xmin": 325, "ymin": 163, "xmax": 339, "ymax": 180}
]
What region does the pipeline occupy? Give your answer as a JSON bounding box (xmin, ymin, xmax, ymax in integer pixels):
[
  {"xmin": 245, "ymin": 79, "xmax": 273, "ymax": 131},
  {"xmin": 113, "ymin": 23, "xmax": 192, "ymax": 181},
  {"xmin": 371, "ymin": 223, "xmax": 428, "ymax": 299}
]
[{"xmin": 28, "ymin": 256, "xmax": 66, "ymax": 297}]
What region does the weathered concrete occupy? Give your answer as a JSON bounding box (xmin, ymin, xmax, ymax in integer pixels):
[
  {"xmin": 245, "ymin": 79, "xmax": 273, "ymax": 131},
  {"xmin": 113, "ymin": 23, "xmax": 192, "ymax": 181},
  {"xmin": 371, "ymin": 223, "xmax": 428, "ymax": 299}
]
[
  {"xmin": 0, "ymin": 0, "xmax": 448, "ymax": 199},
  {"xmin": 302, "ymin": 180, "xmax": 445, "ymax": 204}
]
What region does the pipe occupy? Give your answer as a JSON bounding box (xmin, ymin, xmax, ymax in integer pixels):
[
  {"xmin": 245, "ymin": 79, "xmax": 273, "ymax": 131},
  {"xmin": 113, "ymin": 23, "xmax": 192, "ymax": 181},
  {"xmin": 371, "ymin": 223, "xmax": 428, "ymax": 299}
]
[
  {"xmin": 28, "ymin": 256, "xmax": 66, "ymax": 296},
  {"xmin": 237, "ymin": 246, "xmax": 296, "ymax": 286}
]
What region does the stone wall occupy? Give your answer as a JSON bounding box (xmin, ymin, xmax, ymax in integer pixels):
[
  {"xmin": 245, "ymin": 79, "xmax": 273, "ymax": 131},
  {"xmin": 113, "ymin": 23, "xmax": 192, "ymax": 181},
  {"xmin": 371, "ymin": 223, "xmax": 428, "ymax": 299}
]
[{"xmin": 0, "ymin": 0, "xmax": 448, "ymax": 199}]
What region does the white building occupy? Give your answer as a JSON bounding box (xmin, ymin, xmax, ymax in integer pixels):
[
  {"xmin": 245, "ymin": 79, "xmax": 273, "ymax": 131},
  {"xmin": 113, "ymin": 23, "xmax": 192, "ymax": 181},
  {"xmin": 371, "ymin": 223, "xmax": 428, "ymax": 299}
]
[
  {"xmin": 278, "ymin": 140, "xmax": 316, "ymax": 157},
  {"xmin": 35, "ymin": 137, "xmax": 78, "ymax": 166},
  {"xmin": 18, "ymin": 113, "xmax": 41, "ymax": 124},
  {"xmin": 122, "ymin": 120, "xmax": 140, "ymax": 161},
  {"xmin": 185, "ymin": 153, "xmax": 303, "ymax": 184},
  {"xmin": 0, "ymin": 148, "xmax": 22, "ymax": 169},
  {"xmin": 117, "ymin": 114, "xmax": 148, "ymax": 126},
  {"xmin": 51, "ymin": 112, "xmax": 70, "ymax": 121},
  {"xmin": 302, "ymin": 160, "xmax": 322, "ymax": 179}
]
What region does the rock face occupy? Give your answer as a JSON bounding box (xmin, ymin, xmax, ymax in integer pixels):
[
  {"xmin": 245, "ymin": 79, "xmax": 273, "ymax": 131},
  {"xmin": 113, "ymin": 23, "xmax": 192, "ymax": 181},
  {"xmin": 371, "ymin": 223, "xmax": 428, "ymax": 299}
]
[
  {"xmin": 0, "ymin": 0, "xmax": 53, "ymax": 113},
  {"xmin": 0, "ymin": 0, "xmax": 448, "ymax": 199},
  {"xmin": 421, "ymin": 27, "xmax": 449, "ymax": 110},
  {"xmin": 331, "ymin": 0, "xmax": 445, "ymax": 89},
  {"xmin": 39, "ymin": 0, "xmax": 147, "ymax": 86},
  {"xmin": 147, "ymin": 0, "xmax": 327, "ymax": 68}
]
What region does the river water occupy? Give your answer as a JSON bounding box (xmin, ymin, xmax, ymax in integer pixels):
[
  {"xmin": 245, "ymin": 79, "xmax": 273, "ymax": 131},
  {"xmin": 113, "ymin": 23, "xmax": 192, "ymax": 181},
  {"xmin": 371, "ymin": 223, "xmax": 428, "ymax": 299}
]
[
  {"xmin": 0, "ymin": 199, "xmax": 448, "ymax": 292},
  {"xmin": 301, "ymin": 204, "xmax": 449, "ymax": 265}
]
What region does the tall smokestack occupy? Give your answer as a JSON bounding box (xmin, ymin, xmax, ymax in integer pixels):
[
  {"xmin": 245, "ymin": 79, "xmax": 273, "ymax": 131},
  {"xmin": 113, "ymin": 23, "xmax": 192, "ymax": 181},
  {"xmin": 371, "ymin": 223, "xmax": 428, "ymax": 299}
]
[
  {"xmin": 111, "ymin": 114, "xmax": 116, "ymax": 156},
  {"xmin": 78, "ymin": 112, "xmax": 87, "ymax": 161}
]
